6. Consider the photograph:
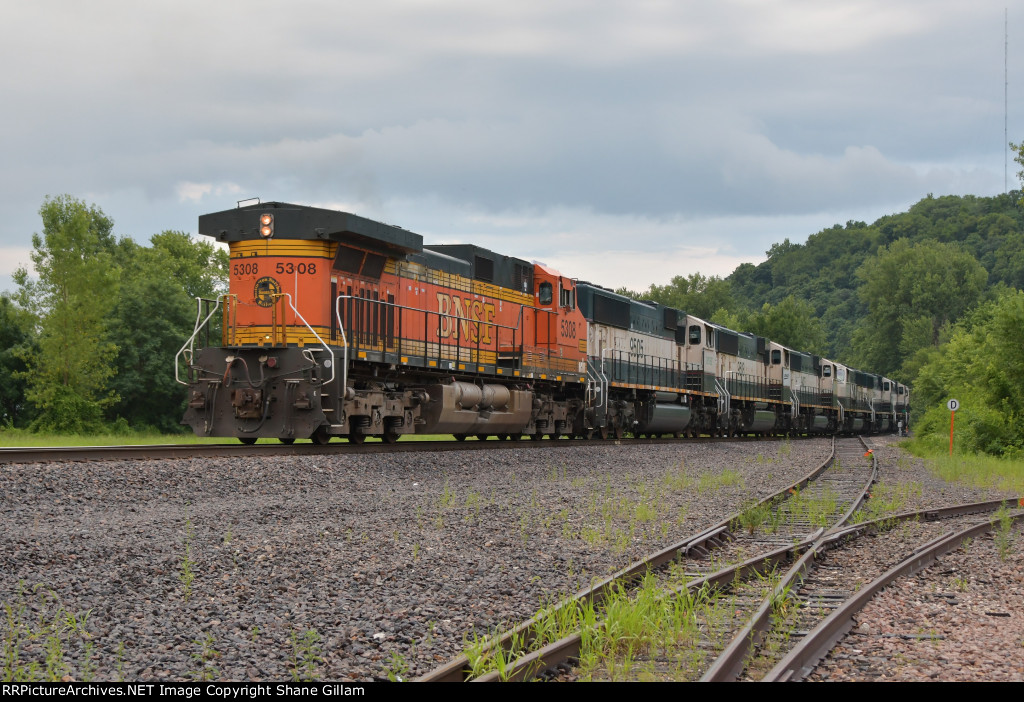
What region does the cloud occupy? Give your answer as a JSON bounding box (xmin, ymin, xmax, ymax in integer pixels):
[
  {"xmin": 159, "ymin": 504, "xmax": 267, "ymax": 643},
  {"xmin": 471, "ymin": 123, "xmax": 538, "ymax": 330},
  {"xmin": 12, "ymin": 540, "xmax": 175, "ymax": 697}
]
[
  {"xmin": 175, "ymin": 182, "xmax": 243, "ymax": 204},
  {"xmin": 0, "ymin": 248, "xmax": 33, "ymax": 277},
  {"xmin": 0, "ymin": 0, "xmax": 1015, "ymax": 299}
]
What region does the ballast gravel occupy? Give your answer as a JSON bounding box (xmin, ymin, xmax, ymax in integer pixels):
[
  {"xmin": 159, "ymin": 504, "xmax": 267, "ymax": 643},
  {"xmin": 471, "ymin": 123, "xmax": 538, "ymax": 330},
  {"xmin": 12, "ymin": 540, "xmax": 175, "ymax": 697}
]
[{"xmin": 0, "ymin": 437, "xmax": 1016, "ymax": 682}]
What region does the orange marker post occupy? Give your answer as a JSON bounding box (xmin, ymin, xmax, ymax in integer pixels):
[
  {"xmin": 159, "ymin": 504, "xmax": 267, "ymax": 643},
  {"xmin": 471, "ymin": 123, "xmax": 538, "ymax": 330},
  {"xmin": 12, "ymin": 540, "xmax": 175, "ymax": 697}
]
[{"xmin": 947, "ymin": 399, "xmax": 959, "ymax": 456}]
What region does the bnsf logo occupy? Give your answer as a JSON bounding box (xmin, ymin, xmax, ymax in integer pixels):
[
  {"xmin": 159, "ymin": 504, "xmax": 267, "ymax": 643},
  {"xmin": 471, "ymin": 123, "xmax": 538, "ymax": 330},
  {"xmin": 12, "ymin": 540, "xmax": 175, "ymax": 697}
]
[{"xmin": 436, "ymin": 293, "xmax": 497, "ymax": 344}]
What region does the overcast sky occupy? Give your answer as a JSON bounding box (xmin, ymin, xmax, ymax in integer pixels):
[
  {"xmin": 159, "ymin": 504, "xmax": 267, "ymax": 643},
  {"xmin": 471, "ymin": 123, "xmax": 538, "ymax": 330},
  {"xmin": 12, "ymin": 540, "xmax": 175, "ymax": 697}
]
[{"xmin": 2, "ymin": 1, "xmax": 1020, "ymax": 294}]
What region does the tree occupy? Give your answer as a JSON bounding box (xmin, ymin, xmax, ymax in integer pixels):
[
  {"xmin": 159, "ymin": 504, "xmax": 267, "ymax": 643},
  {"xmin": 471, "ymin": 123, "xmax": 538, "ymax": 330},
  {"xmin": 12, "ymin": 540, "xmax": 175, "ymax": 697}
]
[
  {"xmin": 1012, "ymin": 141, "xmax": 1024, "ymax": 206},
  {"xmin": 642, "ymin": 272, "xmax": 734, "ymax": 319},
  {"xmin": 851, "ymin": 239, "xmax": 987, "ymax": 378},
  {"xmin": 743, "ymin": 296, "xmax": 827, "ymax": 355},
  {"xmin": 14, "ymin": 196, "xmax": 119, "ymax": 432},
  {"xmin": 107, "ymin": 232, "xmax": 228, "ymax": 431},
  {"xmin": 912, "ymin": 290, "xmax": 1024, "ymax": 456},
  {"xmin": 0, "ymin": 295, "xmax": 37, "ymax": 427}
]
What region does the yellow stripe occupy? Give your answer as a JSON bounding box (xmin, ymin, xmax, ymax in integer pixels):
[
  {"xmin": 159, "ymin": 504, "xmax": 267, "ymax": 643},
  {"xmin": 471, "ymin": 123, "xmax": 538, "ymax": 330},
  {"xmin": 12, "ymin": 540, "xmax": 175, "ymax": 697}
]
[{"xmin": 231, "ymin": 241, "xmax": 336, "ymax": 258}]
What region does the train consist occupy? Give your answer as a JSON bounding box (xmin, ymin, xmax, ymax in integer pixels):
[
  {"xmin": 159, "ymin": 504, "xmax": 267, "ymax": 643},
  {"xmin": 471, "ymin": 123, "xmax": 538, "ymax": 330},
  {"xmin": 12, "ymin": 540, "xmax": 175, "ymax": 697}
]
[{"xmin": 178, "ymin": 202, "xmax": 910, "ymax": 443}]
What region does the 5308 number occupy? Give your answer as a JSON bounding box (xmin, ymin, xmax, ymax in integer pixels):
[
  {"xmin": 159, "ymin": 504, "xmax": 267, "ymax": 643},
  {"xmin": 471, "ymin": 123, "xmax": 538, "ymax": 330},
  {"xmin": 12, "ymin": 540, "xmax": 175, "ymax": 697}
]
[{"xmin": 275, "ymin": 262, "xmax": 317, "ymax": 275}]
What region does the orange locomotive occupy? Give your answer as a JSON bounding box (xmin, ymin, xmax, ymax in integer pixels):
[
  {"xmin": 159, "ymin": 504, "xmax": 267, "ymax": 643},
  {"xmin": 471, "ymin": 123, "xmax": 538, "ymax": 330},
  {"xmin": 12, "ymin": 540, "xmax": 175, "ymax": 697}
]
[{"xmin": 179, "ymin": 202, "xmax": 589, "ymax": 443}]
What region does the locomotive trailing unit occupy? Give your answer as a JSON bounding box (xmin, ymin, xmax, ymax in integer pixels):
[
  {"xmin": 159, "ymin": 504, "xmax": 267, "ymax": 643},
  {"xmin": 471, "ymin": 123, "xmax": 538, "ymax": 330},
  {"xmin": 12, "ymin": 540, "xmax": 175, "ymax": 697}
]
[{"xmin": 178, "ymin": 202, "xmax": 910, "ymax": 444}]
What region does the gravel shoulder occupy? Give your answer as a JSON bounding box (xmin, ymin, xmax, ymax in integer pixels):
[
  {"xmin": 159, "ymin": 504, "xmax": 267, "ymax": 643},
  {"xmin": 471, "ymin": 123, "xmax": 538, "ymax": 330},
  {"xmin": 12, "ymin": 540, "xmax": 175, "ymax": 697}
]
[
  {"xmin": 1, "ymin": 437, "xmax": 1016, "ymax": 682},
  {"xmin": 809, "ymin": 437, "xmax": 1024, "ymax": 682}
]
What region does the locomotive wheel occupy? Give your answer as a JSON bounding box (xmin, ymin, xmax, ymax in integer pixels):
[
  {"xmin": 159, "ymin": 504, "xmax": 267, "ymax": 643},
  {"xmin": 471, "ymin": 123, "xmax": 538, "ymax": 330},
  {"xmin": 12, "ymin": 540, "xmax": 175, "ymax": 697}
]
[
  {"xmin": 510, "ymin": 434, "xmax": 522, "ymax": 441},
  {"xmin": 612, "ymin": 426, "xmax": 624, "ymax": 440},
  {"xmin": 278, "ymin": 437, "xmax": 295, "ymax": 445},
  {"xmin": 476, "ymin": 434, "xmax": 489, "ymax": 441},
  {"xmin": 311, "ymin": 428, "xmax": 331, "ymax": 445},
  {"xmin": 382, "ymin": 431, "xmax": 399, "ymax": 444},
  {"xmin": 453, "ymin": 434, "xmax": 467, "ymax": 441},
  {"xmin": 598, "ymin": 426, "xmax": 609, "ymax": 440},
  {"xmin": 349, "ymin": 432, "xmax": 366, "ymax": 444},
  {"xmin": 239, "ymin": 437, "xmax": 258, "ymax": 445},
  {"xmin": 530, "ymin": 432, "xmax": 543, "ymax": 441}
]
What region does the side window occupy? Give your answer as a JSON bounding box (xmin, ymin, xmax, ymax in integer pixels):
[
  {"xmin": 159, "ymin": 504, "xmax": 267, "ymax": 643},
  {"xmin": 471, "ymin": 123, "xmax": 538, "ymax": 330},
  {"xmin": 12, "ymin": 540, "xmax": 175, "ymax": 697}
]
[
  {"xmin": 822, "ymin": 365, "xmax": 832, "ymax": 378},
  {"xmin": 771, "ymin": 349, "xmax": 781, "ymax": 365},
  {"xmin": 688, "ymin": 325, "xmax": 701, "ymax": 345},
  {"xmin": 538, "ymin": 282, "xmax": 553, "ymax": 305}
]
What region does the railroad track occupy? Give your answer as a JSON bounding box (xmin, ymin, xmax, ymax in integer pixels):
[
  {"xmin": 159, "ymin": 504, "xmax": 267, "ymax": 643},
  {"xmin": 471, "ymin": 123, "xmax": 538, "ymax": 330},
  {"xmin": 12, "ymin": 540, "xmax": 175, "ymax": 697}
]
[{"xmin": 418, "ymin": 437, "xmax": 1022, "ymax": 682}]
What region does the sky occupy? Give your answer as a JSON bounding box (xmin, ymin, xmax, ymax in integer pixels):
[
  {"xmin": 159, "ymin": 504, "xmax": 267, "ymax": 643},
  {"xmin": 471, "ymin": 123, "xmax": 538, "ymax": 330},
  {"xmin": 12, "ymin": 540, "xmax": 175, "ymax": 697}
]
[{"xmin": 2, "ymin": 1, "xmax": 1021, "ymax": 294}]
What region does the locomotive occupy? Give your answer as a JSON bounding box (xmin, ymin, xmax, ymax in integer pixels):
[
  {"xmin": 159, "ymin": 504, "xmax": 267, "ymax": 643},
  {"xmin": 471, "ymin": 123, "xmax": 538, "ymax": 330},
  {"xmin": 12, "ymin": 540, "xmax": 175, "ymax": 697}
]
[{"xmin": 177, "ymin": 201, "xmax": 910, "ymax": 443}]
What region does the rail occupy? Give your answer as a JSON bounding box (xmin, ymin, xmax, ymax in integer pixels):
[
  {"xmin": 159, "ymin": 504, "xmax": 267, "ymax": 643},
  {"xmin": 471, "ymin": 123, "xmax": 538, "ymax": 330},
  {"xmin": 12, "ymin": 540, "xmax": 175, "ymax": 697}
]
[
  {"xmin": 175, "ymin": 295, "xmax": 224, "ymax": 385},
  {"xmin": 333, "ymin": 293, "xmax": 529, "ymax": 371}
]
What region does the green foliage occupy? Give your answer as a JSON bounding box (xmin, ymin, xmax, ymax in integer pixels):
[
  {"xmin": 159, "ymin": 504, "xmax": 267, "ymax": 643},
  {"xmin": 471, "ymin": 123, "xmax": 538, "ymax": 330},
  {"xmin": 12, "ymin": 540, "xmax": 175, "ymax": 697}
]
[
  {"xmin": 640, "ymin": 272, "xmax": 735, "ymax": 319},
  {"xmin": 852, "ymin": 239, "xmax": 987, "ymax": 378},
  {"xmin": 108, "ymin": 232, "xmax": 227, "ymax": 432},
  {"xmin": 911, "ymin": 290, "xmax": 1024, "ymax": 457},
  {"xmin": 10, "ymin": 195, "xmax": 229, "ymax": 436},
  {"xmin": 741, "ymin": 296, "xmax": 827, "ymax": 354},
  {"xmin": 0, "ymin": 295, "xmax": 37, "ymax": 427},
  {"xmin": 14, "ymin": 196, "xmax": 120, "ymax": 432}
]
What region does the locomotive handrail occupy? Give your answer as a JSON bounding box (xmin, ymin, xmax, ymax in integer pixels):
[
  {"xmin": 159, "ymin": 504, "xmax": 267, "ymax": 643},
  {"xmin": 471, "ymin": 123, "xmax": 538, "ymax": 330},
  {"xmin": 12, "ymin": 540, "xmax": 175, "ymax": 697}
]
[
  {"xmin": 333, "ymin": 294, "xmax": 528, "ymax": 372},
  {"xmin": 333, "ymin": 295, "xmax": 351, "ymax": 401},
  {"xmin": 715, "ymin": 375, "xmax": 731, "ymax": 425},
  {"xmin": 272, "ymin": 293, "xmax": 336, "ymax": 386},
  {"xmin": 175, "ymin": 295, "xmax": 226, "ymax": 386}
]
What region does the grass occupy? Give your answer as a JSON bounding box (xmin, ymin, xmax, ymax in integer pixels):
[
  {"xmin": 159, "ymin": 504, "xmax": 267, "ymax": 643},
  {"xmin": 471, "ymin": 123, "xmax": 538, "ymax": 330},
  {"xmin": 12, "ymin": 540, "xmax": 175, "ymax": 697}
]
[
  {"xmin": 779, "ymin": 485, "xmax": 842, "ymax": 528},
  {"xmin": 179, "ymin": 510, "xmax": 197, "ymax": 601},
  {"xmin": 906, "ymin": 443, "xmax": 1024, "ymax": 495},
  {"xmin": 2, "ymin": 583, "xmax": 98, "ymax": 682},
  {"xmin": 459, "ymin": 575, "xmax": 723, "ymax": 682},
  {"xmin": 850, "ymin": 481, "xmax": 922, "ymax": 525},
  {"xmin": 992, "ymin": 505, "xmax": 1017, "ymax": 561},
  {"xmin": 289, "ymin": 629, "xmax": 322, "ymax": 682},
  {"xmin": 735, "ymin": 500, "xmax": 773, "ymax": 535},
  {"xmin": 696, "ymin": 469, "xmax": 744, "ymax": 495}
]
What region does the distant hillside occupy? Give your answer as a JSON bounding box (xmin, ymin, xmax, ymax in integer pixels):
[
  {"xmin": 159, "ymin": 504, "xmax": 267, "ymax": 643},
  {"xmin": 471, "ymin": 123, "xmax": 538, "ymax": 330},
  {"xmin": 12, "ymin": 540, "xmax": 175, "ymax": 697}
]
[{"xmin": 725, "ymin": 192, "xmax": 1024, "ymax": 366}]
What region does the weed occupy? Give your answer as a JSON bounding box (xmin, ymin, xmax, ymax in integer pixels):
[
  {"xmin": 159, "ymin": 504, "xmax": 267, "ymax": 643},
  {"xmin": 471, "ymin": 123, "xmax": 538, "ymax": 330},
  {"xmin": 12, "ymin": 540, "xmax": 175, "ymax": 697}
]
[
  {"xmin": 180, "ymin": 510, "xmax": 197, "ymax": 601},
  {"xmin": 289, "ymin": 629, "xmax": 322, "ymax": 682},
  {"xmin": 464, "ymin": 490, "xmax": 481, "ymax": 522},
  {"xmin": 992, "ymin": 505, "xmax": 1016, "ymax": 561},
  {"xmin": 189, "ymin": 633, "xmax": 220, "ymax": 681},
  {"xmin": 384, "ymin": 651, "xmax": 409, "ymax": 682},
  {"xmin": 952, "ymin": 576, "xmax": 969, "ymax": 592},
  {"xmin": 735, "ymin": 501, "xmax": 771, "ymax": 535},
  {"xmin": 697, "ymin": 469, "xmax": 744, "ymax": 495},
  {"xmin": 1, "ymin": 584, "xmax": 98, "ymax": 682},
  {"xmin": 439, "ymin": 480, "xmax": 457, "ymax": 510}
]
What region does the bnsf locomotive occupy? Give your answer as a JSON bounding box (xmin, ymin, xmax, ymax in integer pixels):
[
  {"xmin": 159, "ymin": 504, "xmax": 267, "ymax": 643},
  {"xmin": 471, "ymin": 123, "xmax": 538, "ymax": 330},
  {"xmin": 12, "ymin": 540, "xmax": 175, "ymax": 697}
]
[{"xmin": 178, "ymin": 202, "xmax": 910, "ymax": 443}]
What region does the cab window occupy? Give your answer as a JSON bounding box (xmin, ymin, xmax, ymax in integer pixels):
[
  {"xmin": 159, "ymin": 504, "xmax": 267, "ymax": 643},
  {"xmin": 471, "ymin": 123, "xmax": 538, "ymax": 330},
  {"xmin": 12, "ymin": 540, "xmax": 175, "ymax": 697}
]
[
  {"xmin": 688, "ymin": 325, "xmax": 701, "ymax": 345},
  {"xmin": 822, "ymin": 365, "xmax": 832, "ymax": 378},
  {"xmin": 538, "ymin": 282, "xmax": 553, "ymax": 305},
  {"xmin": 771, "ymin": 349, "xmax": 781, "ymax": 365}
]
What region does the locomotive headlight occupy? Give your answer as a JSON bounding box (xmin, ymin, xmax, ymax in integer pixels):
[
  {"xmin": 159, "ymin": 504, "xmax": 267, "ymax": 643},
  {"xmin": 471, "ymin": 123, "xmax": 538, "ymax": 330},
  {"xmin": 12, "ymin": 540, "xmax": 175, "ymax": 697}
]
[{"xmin": 259, "ymin": 213, "xmax": 274, "ymax": 238}]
